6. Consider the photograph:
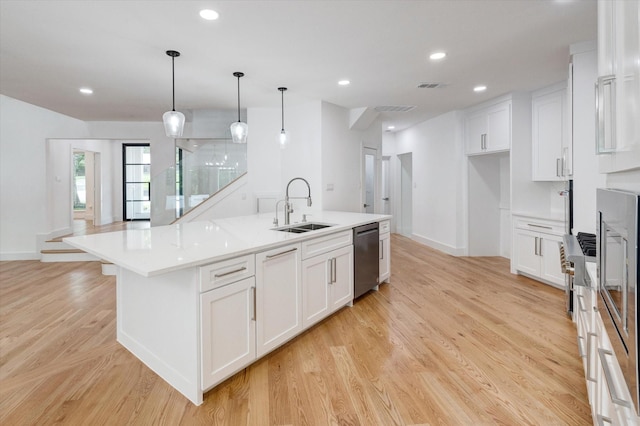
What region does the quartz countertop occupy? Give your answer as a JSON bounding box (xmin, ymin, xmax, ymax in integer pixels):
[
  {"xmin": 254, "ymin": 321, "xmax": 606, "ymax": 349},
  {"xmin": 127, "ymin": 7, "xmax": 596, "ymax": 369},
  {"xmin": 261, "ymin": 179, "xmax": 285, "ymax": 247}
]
[{"xmin": 64, "ymin": 211, "xmax": 391, "ymax": 277}]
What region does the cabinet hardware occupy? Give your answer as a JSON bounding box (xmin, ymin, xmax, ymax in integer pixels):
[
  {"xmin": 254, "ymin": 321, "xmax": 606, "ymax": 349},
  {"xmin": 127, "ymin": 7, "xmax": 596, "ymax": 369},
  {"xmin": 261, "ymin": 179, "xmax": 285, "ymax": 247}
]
[
  {"xmin": 586, "ymin": 332, "xmax": 597, "ymax": 383},
  {"xmin": 528, "ymin": 223, "xmax": 553, "ymax": 230},
  {"xmin": 266, "ymin": 247, "xmax": 297, "ymax": 259},
  {"xmin": 577, "ymin": 294, "xmax": 587, "ymax": 313},
  {"xmin": 331, "ymin": 258, "xmax": 337, "ymax": 284},
  {"xmin": 595, "ymin": 75, "xmax": 616, "ymax": 154},
  {"xmin": 380, "ymin": 240, "xmax": 384, "ymax": 260},
  {"xmin": 327, "ymin": 258, "xmax": 333, "ymax": 285},
  {"xmin": 534, "ymin": 237, "xmax": 539, "ymax": 256},
  {"xmin": 598, "ymin": 348, "xmax": 632, "ymax": 408},
  {"xmin": 214, "ymin": 266, "xmax": 247, "ymax": 278},
  {"xmin": 596, "ymin": 415, "xmax": 613, "ymax": 426},
  {"xmin": 556, "ymin": 158, "xmax": 561, "ymax": 177},
  {"xmin": 577, "ymin": 335, "xmax": 585, "ymax": 358},
  {"xmin": 538, "ymin": 237, "xmax": 543, "ymax": 256},
  {"xmin": 251, "ymin": 286, "xmax": 256, "ymax": 321}
]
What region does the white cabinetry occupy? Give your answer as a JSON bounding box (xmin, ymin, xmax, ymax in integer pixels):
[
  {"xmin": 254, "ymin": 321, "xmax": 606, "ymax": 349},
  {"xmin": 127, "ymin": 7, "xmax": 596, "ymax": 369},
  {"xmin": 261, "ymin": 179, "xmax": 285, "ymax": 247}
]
[
  {"xmin": 512, "ymin": 216, "xmax": 564, "ymax": 287},
  {"xmin": 255, "ymin": 243, "xmax": 302, "ymax": 357},
  {"xmin": 464, "ymin": 99, "xmax": 511, "ymax": 155},
  {"xmin": 596, "ymin": 0, "xmax": 640, "ymax": 172},
  {"xmin": 200, "ymin": 277, "xmax": 255, "ymax": 390},
  {"xmin": 199, "ymin": 254, "xmax": 256, "ymax": 391},
  {"xmin": 301, "ymin": 230, "xmax": 353, "ymax": 328},
  {"xmin": 379, "ymin": 220, "xmax": 390, "ymax": 283},
  {"xmin": 532, "ymin": 83, "xmax": 570, "ymax": 181}
]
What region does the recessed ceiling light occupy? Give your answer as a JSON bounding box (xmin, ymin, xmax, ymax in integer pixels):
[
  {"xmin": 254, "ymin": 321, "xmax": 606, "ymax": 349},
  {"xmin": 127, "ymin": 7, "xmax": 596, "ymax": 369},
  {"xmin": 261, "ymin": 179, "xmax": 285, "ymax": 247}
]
[
  {"xmin": 387, "ymin": 125, "xmax": 395, "ymax": 130},
  {"xmin": 79, "ymin": 87, "xmax": 93, "ymax": 95},
  {"xmin": 429, "ymin": 52, "xmax": 446, "ymax": 60},
  {"xmin": 473, "ymin": 85, "xmax": 487, "ymax": 92},
  {"xmin": 338, "ymin": 80, "xmax": 350, "ymax": 86},
  {"xmin": 199, "ymin": 9, "xmax": 219, "ymax": 20}
]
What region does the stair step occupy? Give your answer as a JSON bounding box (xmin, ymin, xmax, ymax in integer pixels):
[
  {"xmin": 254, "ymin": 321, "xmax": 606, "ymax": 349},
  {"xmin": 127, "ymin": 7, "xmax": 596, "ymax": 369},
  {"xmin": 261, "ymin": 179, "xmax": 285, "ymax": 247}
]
[
  {"xmin": 40, "ymin": 248, "xmax": 99, "ymax": 263},
  {"xmin": 41, "ymin": 249, "xmax": 85, "ymax": 254}
]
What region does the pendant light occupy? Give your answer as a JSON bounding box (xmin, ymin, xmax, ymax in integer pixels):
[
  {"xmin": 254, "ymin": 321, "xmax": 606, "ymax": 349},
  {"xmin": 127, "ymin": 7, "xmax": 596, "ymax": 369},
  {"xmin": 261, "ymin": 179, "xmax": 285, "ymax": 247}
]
[
  {"xmin": 230, "ymin": 72, "xmax": 248, "ymax": 144},
  {"xmin": 162, "ymin": 50, "xmax": 185, "ymax": 138},
  {"xmin": 278, "ymin": 87, "xmax": 289, "ymax": 149}
]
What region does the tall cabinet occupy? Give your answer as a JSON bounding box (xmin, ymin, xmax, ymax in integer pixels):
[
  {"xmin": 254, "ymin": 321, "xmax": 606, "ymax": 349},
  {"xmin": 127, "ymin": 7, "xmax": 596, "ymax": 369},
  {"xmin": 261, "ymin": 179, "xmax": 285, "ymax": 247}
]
[{"xmin": 596, "ymin": 0, "xmax": 640, "ymax": 172}]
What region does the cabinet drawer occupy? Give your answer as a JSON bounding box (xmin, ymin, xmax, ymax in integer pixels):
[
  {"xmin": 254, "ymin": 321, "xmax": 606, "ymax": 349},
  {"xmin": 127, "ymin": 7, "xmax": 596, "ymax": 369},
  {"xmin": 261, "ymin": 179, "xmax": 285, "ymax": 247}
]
[
  {"xmin": 301, "ymin": 230, "xmax": 352, "ymax": 260},
  {"xmin": 379, "ymin": 220, "xmax": 390, "ymax": 234},
  {"xmin": 199, "ymin": 254, "xmax": 255, "ymax": 292}
]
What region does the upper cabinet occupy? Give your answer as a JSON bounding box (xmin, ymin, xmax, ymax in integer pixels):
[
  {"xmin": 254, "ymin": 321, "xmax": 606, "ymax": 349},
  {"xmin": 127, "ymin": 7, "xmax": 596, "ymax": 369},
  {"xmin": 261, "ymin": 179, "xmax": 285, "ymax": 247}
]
[
  {"xmin": 464, "ymin": 99, "xmax": 511, "ymax": 155},
  {"xmin": 531, "ymin": 83, "xmax": 570, "ymax": 181},
  {"xmin": 596, "ymin": 0, "xmax": 640, "ymax": 173}
]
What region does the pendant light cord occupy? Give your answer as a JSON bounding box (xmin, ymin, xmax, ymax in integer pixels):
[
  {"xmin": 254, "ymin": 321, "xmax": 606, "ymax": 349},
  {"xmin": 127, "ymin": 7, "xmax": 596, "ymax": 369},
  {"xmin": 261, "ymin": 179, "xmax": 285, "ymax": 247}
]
[
  {"xmin": 281, "ymin": 89, "xmax": 285, "ymax": 131},
  {"xmin": 237, "ymin": 75, "xmax": 241, "ymax": 122},
  {"xmin": 171, "ymin": 56, "xmax": 176, "ymax": 112}
]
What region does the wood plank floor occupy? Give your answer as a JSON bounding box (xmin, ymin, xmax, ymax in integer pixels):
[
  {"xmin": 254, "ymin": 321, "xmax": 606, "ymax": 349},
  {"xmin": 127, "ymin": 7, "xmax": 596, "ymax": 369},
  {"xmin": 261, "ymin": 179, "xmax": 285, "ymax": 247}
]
[{"xmin": 0, "ymin": 234, "xmax": 591, "ymax": 425}]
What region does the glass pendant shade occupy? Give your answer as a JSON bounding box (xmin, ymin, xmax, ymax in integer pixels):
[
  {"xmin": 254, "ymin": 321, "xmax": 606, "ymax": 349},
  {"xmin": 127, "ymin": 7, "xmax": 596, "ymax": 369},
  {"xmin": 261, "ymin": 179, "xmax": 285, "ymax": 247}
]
[
  {"xmin": 230, "ymin": 121, "xmax": 248, "ymax": 144},
  {"xmin": 279, "ymin": 129, "xmax": 289, "ymax": 149},
  {"xmin": 163, "ymin": 50, "xmax": 184, "ymax": 138},
  {"xmin": 163, "ymin": 110, "xmax": 185, "ymax": 137}
]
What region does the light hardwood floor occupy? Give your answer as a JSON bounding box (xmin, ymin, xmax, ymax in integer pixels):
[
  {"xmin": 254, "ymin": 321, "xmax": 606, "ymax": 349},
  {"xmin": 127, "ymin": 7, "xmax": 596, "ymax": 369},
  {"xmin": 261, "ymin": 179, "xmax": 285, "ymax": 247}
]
[{"xmin": 0, "ymin": 234, "xmax": 591, "ymax": 425}]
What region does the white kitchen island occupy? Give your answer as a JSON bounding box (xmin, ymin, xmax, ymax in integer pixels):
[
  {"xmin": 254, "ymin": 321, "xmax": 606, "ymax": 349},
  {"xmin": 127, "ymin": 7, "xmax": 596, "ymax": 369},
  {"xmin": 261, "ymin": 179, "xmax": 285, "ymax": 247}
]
[{"xmin": 65, "ymin": 211, "xmax": 391, "ymax": 405}]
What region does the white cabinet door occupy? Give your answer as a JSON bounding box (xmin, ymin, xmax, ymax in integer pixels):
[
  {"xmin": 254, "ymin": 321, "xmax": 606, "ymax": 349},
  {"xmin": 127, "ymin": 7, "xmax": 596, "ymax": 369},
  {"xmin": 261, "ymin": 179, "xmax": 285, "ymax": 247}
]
[
  {"xmin": 486, "ymin": 101, "xmax": 511, "ymax": 152},
  {"xmin": 302, "ymin": 245, "xmax": 353, "ymax": 328},
  {"xmin": 532, "ymin": 89, "xmax": 566, "ymax": 181},
  {"xmin": 539, "ymin": 234, "xmax": 564, "ymax": 287},
  {"xmin": 201, "ymin": 277, "xmax": 256, "ymax": 390},
  {"xmin": 465, "ymin": 111, "xmax": 487, "ymax": 155},
  {"xmin": 301, "ymin": 253, "xmax": 331, "ymax": 328},
  {"xmin": 514, "ymin": 229, "xmax": 540, "ymax": 277},
  {"xmin": 379, "ymin": 232, "xmax": 390, "ymax": 283},
  {"xmin": 329, "ymin": 245, "xmax": 354, "ymax": 312},
  {"xmin": 256, "ymin": 243, "xmax": 302, "ymax": 358}
]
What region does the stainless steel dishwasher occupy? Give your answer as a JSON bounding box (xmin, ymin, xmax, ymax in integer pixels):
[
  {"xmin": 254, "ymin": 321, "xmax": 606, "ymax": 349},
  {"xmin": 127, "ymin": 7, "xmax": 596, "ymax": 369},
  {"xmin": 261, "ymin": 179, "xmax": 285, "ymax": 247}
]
[{"xmin": 353, "ymin": 222, "xmax": 380, "ymax": 299}]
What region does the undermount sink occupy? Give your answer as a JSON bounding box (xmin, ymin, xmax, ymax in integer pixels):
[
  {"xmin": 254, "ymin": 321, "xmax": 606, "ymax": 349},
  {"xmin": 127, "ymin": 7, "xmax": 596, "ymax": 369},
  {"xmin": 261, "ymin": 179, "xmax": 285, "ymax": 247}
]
[{"xmin": 273, "ymin": 222, "xmax": 333, "ymax": 233}]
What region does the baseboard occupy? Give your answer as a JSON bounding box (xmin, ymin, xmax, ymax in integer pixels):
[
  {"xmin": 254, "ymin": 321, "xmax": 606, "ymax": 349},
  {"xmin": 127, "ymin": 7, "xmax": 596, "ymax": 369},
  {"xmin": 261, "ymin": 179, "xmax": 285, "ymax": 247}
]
[
  {"xmin": 0, "ymin": 251, "xmax": 40, "ymax": 261},
  {"xmin": 410, "ymin": 233, "xmax": 466, "ymax": 256}
]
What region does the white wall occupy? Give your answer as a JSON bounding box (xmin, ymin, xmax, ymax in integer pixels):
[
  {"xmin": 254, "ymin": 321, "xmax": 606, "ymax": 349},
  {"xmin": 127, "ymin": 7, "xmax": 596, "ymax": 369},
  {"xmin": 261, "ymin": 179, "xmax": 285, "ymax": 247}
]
[
  {"xmin": 321, "ymin": 102, "xmax": 362, "ymax": 213},
  {"xmin": 0, "ymin": 95, "xmax": 90, "ymax": 259},
  {"xmin": 393, "ymin": 111, "xmax": 465, "ymax": 255}
]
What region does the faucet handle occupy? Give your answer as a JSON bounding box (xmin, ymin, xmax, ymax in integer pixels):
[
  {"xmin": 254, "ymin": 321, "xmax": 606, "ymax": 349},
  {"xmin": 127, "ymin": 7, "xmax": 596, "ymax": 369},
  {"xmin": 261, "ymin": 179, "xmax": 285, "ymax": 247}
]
[{"xmin": 302, "ymin": 214, "xmax": 311, "ymax": 223}]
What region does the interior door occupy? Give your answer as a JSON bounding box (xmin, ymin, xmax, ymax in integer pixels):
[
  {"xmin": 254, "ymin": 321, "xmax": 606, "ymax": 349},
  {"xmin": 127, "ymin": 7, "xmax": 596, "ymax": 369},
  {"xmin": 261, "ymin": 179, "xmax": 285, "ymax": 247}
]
[
  {"xmin": 381, "ymin": 156, "xmax": 391, "ymax": 215},
  {"xmin": 362, "ymin": 147, "xmax": 376, "ymax": 213}
]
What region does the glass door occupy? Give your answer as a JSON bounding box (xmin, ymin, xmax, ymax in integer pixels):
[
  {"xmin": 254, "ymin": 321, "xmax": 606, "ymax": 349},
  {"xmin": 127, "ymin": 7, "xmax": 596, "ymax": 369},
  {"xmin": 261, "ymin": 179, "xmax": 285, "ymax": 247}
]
[{"xmin": 123, "ymin": 144, "xmax": 151, "ymax": 220}]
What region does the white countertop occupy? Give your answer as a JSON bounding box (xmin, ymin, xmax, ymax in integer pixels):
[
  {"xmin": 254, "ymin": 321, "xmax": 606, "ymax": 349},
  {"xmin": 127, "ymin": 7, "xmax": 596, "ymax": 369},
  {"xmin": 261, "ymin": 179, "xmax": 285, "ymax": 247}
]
[{"xmin": 65, "ymin": 211, "xmax": 391, "ymax": 277}]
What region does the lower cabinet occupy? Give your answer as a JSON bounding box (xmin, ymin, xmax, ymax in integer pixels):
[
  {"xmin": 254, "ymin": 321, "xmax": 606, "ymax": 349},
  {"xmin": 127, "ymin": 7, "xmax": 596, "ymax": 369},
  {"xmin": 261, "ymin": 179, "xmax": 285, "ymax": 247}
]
[
  {"xmin": 302, "ymin": 244, "xmax": 353, "ymax": 328},
  {"xmin": 379, "ymin": 222, "xmax": 390, "ymax": 283},
  {"xmin": 255, "ymin": 243, "xmax": 303, "ymax": 358},
  {"xmin": 200, "ymin": 276, "xmax": 256, "ymax": 390},
  {"xmin": 512, "ymin": 216, "xmax": 564, "ymax": 287}
]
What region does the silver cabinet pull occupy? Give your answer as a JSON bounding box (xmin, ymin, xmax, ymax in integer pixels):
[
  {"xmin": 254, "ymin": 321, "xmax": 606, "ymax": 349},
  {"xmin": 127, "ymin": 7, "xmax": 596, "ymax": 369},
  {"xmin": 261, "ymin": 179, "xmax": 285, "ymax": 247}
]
[
  {"xmin": 586, "ymin": 332, "xmax": 597, "ymax": 383},
  {"xmin": 577, "ymin": 335, "xmax": 585, "ymax": 358},
  {"xmin": 538, "ymin": 237, "xmax": 543, "ymax": 257},
  {"xmin": 327, "ymin": 258, "xmax": 333, "ymax": 285},
  {"xmin": 266, "ymin": 247, "xmax": 297, "ymax": 259},
  {"xmin": 534, "ymin": 237, "xmax": 539, "ymax": 256},
  {"xmin": 556, "ymin": 158, "xmax": 561, "ymax": 177},
  {"xmin": 596, "ymin": 415, "xmax": 613, "ymax": 426},
  {"xmin": 332, "ymin": 258, "xmax": 337, "ymax": 283},
  {"xmin": 380, "ymin": 240, "xmax": 384, "ymax": 260},
  {"xmin": 214, "ymin": 266, "xmax": 247, "ymax": 278},
  {"xmin": 576, "ymin": 294, "xmax": 587, "ymax": 313},
  {"xmin": 528, "ymin": 223, "xmax": 553, "ymax": 230},
  {"xmin": 251, "ymin": 286, "xmax": 256, "ymax": 321},
  {"xmin": 598, "ymin": 348, "xmax": 631, "ymax": 408}
]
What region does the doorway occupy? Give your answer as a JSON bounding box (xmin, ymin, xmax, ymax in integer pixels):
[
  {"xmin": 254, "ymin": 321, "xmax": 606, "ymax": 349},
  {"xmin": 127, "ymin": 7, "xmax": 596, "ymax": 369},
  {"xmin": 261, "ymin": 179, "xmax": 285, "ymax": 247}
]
[
  {"xmin": 123, "ymin": 144, "xmax": 151, "ymax": 221},
  {"xmin": 362, "ymin": 147, "xmax": 377, "ymax": 213},
  {"xmin": 398, "ymin": 153, "xmax": 413, "ymax": 237},
  {"xmin": 381, "ymin": 156, "xmax": 391, "ymax": 215}
]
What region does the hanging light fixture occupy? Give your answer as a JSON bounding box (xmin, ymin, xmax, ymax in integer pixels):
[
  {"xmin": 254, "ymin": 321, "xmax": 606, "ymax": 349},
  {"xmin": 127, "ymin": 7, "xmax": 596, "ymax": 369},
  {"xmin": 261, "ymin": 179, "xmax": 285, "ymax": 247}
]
[
  {"xmin": 230, "ymin": 72, "xmax": 248, "ymax": 144},
  {"xmin": 278, "ymin": 87, "xmax": 289, "ymax": 149},
  {"xmin": 162, "ymin": 50, "xmax": 185, "ymax": 138}
]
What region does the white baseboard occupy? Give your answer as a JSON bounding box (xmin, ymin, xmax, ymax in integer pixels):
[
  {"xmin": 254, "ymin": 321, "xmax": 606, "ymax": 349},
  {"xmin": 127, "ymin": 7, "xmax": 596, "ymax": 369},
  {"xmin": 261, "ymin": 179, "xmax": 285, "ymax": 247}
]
[
  {"xmin": 410, "ymin": 233, "xmax": 466, "ymax": 256},
  {"xmin": 0, "ymin": 251, "xmax": 40, "ymax": 261}
]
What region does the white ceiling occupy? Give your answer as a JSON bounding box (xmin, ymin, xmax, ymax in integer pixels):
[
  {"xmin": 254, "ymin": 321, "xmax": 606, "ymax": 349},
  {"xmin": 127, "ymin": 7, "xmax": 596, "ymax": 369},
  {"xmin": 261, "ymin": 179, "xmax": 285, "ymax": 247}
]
[{"xmin": 0, "ymin": 0, "xmax": 597, "ymax": 132}]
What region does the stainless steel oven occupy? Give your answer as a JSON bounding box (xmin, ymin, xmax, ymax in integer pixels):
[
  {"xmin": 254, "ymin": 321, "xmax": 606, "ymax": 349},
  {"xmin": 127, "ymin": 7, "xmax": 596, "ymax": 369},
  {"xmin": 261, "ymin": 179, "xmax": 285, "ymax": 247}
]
[{"xmin": 597, "ymin": 188, "xmax": 640, "ymax": 412}]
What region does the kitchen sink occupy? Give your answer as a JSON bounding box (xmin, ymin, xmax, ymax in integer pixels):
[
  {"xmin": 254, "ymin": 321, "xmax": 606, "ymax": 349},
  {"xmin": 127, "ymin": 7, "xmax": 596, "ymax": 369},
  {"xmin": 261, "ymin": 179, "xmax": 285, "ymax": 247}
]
[{"xmin": 273, "ymin": 222, "xmax": 334, "ymax": 233}]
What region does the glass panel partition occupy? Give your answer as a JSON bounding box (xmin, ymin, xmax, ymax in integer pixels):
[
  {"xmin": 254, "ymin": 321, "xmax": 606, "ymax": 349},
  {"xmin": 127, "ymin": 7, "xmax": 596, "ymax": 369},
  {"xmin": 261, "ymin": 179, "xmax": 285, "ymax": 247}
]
[{"xmin": 151, "ymin": 138, "xmax": 247, "ymax": 226}]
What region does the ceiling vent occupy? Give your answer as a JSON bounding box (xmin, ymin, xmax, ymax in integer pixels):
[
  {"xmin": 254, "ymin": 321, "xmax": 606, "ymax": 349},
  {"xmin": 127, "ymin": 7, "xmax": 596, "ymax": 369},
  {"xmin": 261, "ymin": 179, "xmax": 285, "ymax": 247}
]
[
  {"xmin": 374, "ymin": 105, "xmax": 416, "ymax": 113},
  {"xmin": 418, "ymin": 82, "xmax": 447, "ymax": 89}
]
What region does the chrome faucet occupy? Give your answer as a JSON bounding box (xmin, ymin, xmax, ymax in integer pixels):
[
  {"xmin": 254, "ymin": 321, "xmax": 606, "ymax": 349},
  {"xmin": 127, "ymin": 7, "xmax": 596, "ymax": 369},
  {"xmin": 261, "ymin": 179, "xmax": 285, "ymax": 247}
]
[
  {"xmin": 273, "ymin": 199, "xmax": 286, "ymax": 227},
  {"xmin": 284, "ymin": 177, "xmax": 312, "ymax": 225}
]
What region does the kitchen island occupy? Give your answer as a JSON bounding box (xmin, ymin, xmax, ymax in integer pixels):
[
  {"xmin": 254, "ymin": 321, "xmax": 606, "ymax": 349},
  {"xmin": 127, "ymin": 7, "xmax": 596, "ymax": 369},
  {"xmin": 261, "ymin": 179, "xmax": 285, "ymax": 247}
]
[{"xmin": 65, "ymin": 211, "xmax": 391, "ymax": 405}]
